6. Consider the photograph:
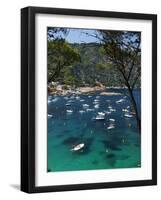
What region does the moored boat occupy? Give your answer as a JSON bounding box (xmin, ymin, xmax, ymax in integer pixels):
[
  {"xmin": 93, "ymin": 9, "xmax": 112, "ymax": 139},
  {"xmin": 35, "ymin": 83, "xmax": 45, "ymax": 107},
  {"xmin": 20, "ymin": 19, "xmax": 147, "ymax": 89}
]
[
  {"xmin": 66, "ymin": 109, "xmax": 73, "ymax": 113},
  {"xmin": 71, "ymin": 143, "xmax": 85, "ymax": 151}
]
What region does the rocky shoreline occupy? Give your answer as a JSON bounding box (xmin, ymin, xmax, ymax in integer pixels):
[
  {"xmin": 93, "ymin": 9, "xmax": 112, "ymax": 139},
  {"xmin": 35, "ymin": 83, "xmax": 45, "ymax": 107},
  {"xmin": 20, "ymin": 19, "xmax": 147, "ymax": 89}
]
[
  {"xmin": 48, "ymin": 83, "xmax": 125, "ymax": 96},
  {"xmin": 48, "ymin": 86, "xmax": 105, "ymax": 95},
  {"xmin": 47, "ymin": 81, "xmax": 141, "ymax": 96}
]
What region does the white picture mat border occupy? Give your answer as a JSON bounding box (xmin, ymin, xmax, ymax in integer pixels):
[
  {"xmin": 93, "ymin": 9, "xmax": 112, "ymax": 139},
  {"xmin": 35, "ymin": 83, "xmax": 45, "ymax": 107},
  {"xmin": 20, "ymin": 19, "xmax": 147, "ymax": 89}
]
[{"xmin": 35, "ymin": 13, "xmax": 152, "ymax": 187}]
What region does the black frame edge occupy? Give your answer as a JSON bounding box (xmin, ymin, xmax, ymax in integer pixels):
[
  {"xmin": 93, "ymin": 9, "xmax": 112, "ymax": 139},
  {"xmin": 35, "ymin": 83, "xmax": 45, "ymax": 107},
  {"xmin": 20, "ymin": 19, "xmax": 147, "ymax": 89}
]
[
  {"xmin": 152, "ymin": 14, "xmax": 157, "ymax": 185},
  {"xmin": 21, "ymin": 7, "xmax": 30, "ymax": 193},
  {"xmin": 24, "ymin": 6, "xmax": 157, "ymax": 20},
  {"xmin": 21, "ymin": 7, "xmax": 35, "ymax": 193}
]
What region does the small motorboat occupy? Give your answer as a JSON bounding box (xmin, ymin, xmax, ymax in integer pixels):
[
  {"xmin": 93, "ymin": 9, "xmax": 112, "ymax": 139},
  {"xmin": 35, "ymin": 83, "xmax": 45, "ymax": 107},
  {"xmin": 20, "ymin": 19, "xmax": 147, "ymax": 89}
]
[
  {"xmin": 124, "ymin": 114, "xmax": 133, "ymax": 118},
  {"xmin": 116, "ymin": 99, "xmax": 125, "ymax": 104},
  {"xmin": 93, "ymin": 101, "xmax": 99, "ymax": 105},
  {"xmin": 75, "ymin": 96, "xmax": 80, "ymax": 100},
  {"xmin": 48, "ymin": 114, "xmax": 53, "ymax": 118},
  {"xmin": 122, "ymin": 108, "xmax": 129, "ymax": 112},
  {"xmin": 130, "ymin": 112, "xmax": 136, "ymax": 115},
  {"xmin": 66, "ymin": 103, "xmax": 71, "ymax": 106},
  {"xmin": 94, "ymin": 104, "xmax": 99, "ymax": 109},
  {"xmin": 107, "ymin": 124, "xmax": 115, "ymax": 130},
  {"xmin": 109, "ymin": 118, "xmax": 115, "ymax": 122},
  {"xmin": 64, "ymin": 96, "xmax": 69, "ymax": 100},
  {"xmin": 80, "ymin": 99, "xmax": 85, "ymax": 102},
  {"xmin": 52, "ymin": 97, "xmax": 58, "ymax": 102},
  {"xmin": 66, "ymin": 109, "xmax": 73, "ymax": 113},
  {"xmin": 95, "ymin": 115, "xmax": 105, "ymax": 120},
  {"xmin": 79, "ymin": 110, "xmax": 85, "ymax": 113},
  {"xmin": 86, "ymin": 108, "xmax": 94, "ymax": 112},
  {"xmin": 98, "ymin": 112, "xmax": 105, "ymax": 116},
  {"xmin": 109, "ymin": 108, "xmax": 116, "ymax": 112},
  {"xmin": 94, "ymin": 99, "xmax": 99, "ymax": 102},
  {"xmin": 68, "ymin": 100, "xmax": 75, "ymax": 103},
  {"xmin": 71, "ymin": 143, "xmax": 85, "ymax": 151},
  {"xmin": 104, "ymin": 111, "xmax": 111, "ymax": 115},
  {"xmin": 83, "ymin": 104, "xmax": 89, "ymax": 108}
]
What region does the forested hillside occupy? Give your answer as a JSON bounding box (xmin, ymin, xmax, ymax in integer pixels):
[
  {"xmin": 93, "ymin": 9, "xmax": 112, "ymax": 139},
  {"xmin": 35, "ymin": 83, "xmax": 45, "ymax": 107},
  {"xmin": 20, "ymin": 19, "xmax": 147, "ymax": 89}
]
[{"xmin": 48, "ymin": 41, "xmax": 140, "ymax": 88}]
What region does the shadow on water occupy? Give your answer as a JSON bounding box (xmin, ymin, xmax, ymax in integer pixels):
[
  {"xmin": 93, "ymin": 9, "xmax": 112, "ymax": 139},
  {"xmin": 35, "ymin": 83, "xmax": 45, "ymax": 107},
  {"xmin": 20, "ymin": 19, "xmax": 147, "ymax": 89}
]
[
  {"xmin": 62, "ymin": 136, "xmax": 81, "ymax": 146},
  {"xmin": 105, "ymin": 152, "xmax": 130, "ymax": 167},
  {"xmin": 106, "ymin": 153, "xmax": 115, "ymax": 158},
  {"xmin": 55, "ymin": 134, "xmax": 65, "ymax": 138},
  {"xmin": 118, "ymin": 155, "xmax": 129, "ymax": 160},
  {"xmin": 105, "ymin": 153, "xmax": 116, "ymax": 167},
  {"xmin": 91, "ymin": 160, "xmax": 99, "ymax": 165},
  {"xmin": 135, "ymin": 143, "xmax": 140, "ymax": 147},
  {"xmin": 101, "ymin": 139, "xmax": 122, "ymax": 151}
]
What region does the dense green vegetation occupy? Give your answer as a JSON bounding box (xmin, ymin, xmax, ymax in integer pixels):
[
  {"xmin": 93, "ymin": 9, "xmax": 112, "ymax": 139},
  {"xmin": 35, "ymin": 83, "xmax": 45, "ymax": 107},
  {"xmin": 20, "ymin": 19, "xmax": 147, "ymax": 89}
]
[
  {"xmin": 48, "ymin": 41, "xmax": 140, "ymax": 88},
  {"xmin": 48, "ymin": 39, "xmax": 80, "ymax": 83}
]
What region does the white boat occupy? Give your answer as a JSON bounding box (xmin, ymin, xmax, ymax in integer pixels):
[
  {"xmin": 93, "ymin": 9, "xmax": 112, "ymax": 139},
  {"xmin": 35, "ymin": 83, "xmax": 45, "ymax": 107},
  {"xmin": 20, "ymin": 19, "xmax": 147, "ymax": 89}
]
[
  {"xmin": 96, "ymin": 96, "xmax": 100, "ymax": 99},
  {"xmin": 124, "ymin": 114, "xmax": 133, "ymax": 118},
  {"xmin": 86, "ymin": 108, "xmax": 94, "ymax": 112},
  {"xmin": 110, "ymin": 108, "xmax": 116, "ymax": 112},
  {"xmin": 48, "ymin": 96, "xmax": 52, "ymax": 100},
  {"xmin": 79, "ymin": 110, "xmax": 85, "ymax": 113},
  {"xmin": 83, "ymin": 104, "xmax": 89, "ymax": 108},
  {"xmin": 93, "ymin": 101, "xmax": 99, "ymax": 105},
  {"xmin": 52, "ymin": 97, "xmax": 59, "ymax": 102},
  {"xmin": 66, "ymin": 103, "xmax": 71, "ymax": 106},
  {"xmin": 116, "ymin": 99, "xmax": 125, "ymax": 103},
  {"xmin": 68, "ymin": 100, "xmax": 75, "ymax": 103},
  {"xmin": 80, "ymin": 99, "xmax": 85, "ymax": 102},
  {"xmin": 94, "ymin": 99, "xmax": 99, "ymax": 102},
  {"xmin": 98, "ymin": 112, "xmax": 105, "ymax": 116},
  {"xmin": 66, "ymin": 109, "xmax": 73, "ymax": 113},
  {"xmin": 71, "ymin": 143, "xmax": 85, "ymax": 151},
  {"xmin": 109, "ymin": 118, "xmax": 115, "ymax": 122},
  {"xmin": 104, "ymin": 111, "xmax": 111, "ymax": 114},
  {"xmin": 48, "ymin": 114, "xmax": 53, "ymax": 118},
  {"xmin": 122, "ymin": 108, "xmax": 129, "ymax": 112},
  {"xmin": 75, "ymin": 96, "xmax": 80, "ymax": 100},
  {"xmin": 94, "ymin": 104, "xmax": 99, "ymax": 109},
  {"xmin": 88, "ymin": 95, "xmax": 92, "ymax": 98},
  {"xmin": 107, "ymin": 124, "xmax": 115, "ymax": 130},
  {"xmin": 95, "ymin": 115, "xmax": 105, "ymax": 120}
]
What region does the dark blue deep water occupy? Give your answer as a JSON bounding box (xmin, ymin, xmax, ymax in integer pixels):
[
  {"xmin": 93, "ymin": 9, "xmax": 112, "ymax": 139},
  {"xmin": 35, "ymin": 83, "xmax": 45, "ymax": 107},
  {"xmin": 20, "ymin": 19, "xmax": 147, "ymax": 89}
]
[{"xmin": 47, "ymin": 89, "xmax": 141, "ymax": 172}]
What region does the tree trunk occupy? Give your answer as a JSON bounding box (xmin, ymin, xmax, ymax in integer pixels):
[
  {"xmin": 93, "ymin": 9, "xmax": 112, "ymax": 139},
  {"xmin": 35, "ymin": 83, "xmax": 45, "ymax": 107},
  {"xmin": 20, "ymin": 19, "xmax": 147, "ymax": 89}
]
[
  {"xmin": 127, "ymin": 86, "xmax": 141, "ymax": 132},
  {"xmin": 118, "ymin": 69, "xmax": 141, "ymax": 132}
]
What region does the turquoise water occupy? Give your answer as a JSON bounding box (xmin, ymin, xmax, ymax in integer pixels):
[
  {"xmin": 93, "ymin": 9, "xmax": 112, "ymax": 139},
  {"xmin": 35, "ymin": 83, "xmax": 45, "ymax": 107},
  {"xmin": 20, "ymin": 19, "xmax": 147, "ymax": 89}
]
[{"xmin": 47, "ymin": 89, "xmax": 141, "ymax": 172}]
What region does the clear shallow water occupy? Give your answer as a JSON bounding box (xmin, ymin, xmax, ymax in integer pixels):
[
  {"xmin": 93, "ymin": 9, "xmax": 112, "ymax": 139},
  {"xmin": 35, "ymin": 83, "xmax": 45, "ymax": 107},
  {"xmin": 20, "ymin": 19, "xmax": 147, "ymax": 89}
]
[{"xmin": 47, "ymin": 89, "xmax": 141, "ymax": 172}]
